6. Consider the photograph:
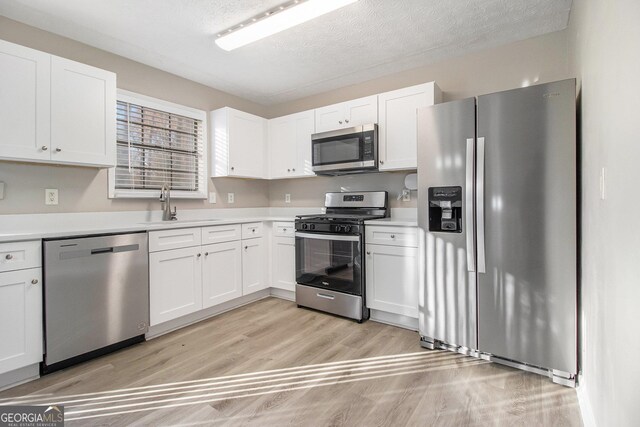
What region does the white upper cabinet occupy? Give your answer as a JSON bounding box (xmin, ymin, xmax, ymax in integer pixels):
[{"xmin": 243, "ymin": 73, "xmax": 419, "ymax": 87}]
[
  {"xmin": 377, "ymin": 82, "xmax": 441, "ymax": 171},
  {"xmin": 0, "ymin": 40, "xmax": 116, "ymax": 168},
  {"xmin": 210, "ymin": 107, "xmax": 267, "ymax": 179},
  {"xmin": 0, "ymin": 40, "xmax": 50, "ymax": 162},
  {"xmin": 314, "ymin": 95, "xmax": 377, "ymax": 133},
  {"xmin": 50, "ymin": 56, "xmax": 116, "ymax": 167},
  {"xmin": 268, "ymin": 110, "xmax": 315, "ymax": 179}
]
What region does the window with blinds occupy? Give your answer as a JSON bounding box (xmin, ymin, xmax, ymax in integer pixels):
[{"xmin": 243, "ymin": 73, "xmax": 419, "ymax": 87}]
[{"xmin": 112, "ymin": 97, "xmax": 206, "ymax": 198}]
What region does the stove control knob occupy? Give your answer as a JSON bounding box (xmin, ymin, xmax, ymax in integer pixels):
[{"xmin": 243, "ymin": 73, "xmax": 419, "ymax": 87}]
[
  {"xmin": 310, "ymin": 224, "xmax": 316, "ymax": 230},
  {"xmin": 302, "ymin": 223, "xmax": 308, "ymax": 230},
  {"xmin": 345, "ymin": 226, "xmax": 351, "ymax": 233}
]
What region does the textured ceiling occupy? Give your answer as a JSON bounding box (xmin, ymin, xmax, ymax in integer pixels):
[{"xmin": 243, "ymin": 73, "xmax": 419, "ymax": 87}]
[{"xmin": 0, "ymin": 0, "xmax": 572, "ymax": 105}]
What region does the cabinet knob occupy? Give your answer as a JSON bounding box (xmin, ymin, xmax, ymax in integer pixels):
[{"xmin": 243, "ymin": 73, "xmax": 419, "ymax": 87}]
[
  {"xmin": 204, "ymin": 252, "xmax": 209, "ymax": 256},
  {"xmin": 41, "ymin": 146, "xmax": 48, "ymax": 151},
  {"xmin": 244, "ymin": 246, "xmax": 248, "ymax": 250},
  {"xmin": 287, "ymin": 169, "xmax": 291, "ymax": 172},
  {"xmin": 338, "ymin": 121, "xmax": 343, "ymax": 124},
  {"xmin": 31, "ymin": 279, "xmax": 38, "ymax": 285},
  {"xmin": 5, "ymin": 254, "xmax": 13, "ymax": 260},
  {"xmin": 366, "ymin": 251, "xmax": 371, "ymax": 255},
  {"xmin": 292, "ymin": 168, "xmax": 295, "ymax": 172},
  {"xmin": 390, "ymin": 235, "xmax": 396, "ymax": 239},
  {"xmin": 55, "ymin": 147, "xmax": 62, "ymax": 152},
  {"xmin": 231, "ymin": 166, "xmax": 235, "ymax": 171},
  {"xmin": 379, "ymin": 160, "xmax": 384, "ymax": 165},
  {"xmin": 197, "ymin": 253, "xmax": 201, "ymax": 257},
  {"xmin": 345, "ymin": 119, "xmax": 349, "ymax": 123}
]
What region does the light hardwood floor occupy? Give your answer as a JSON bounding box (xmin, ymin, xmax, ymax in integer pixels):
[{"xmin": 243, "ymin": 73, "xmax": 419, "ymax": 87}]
[{"xmin": 0, "ymin": 297, "xmax": 582, "ymax": 426}]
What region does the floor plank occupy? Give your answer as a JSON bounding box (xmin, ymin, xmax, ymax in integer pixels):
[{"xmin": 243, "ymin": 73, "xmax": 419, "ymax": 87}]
[{"xmin": 0, "ymin": 297, "xmax": 582, "ymax": 426}]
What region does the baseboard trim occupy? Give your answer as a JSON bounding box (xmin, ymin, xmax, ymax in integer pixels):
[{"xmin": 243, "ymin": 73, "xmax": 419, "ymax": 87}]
[
  {"xmin": 370, "ymin": 309, "xmax": 418, "ymax": 331},
  {"xmin": 577, "ymin": 376, "xmax": 596, "ymax": 427},
  {"xmin": 0, "ymin": 363, "xmax": 40, "ymax": 392},
  {"xmin": 269, "ymin": 287, "xmax": 295, "ymax": 301},
  {"xmin": 146, "ymin": 289, "xmax": 271, "ymax": 339}
]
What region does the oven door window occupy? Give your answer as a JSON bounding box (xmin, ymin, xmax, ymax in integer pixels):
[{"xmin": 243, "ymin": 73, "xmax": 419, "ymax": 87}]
[
  {"xmin": 312, "ymin": 137, "xmax": 361, "ymax": 166},
  {"xmin": 295, "ymin": 234, "xmax": 362, "ymax": 295}
]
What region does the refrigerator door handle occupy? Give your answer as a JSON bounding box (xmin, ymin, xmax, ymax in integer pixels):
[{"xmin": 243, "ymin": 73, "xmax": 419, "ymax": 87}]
[
  {"xmin": 477, "ymin": 137, "xmax": 486, "ymax": 273},
  {"xmin": 465, "ymin": 138, "xmax": 476, "ymax": 272}
]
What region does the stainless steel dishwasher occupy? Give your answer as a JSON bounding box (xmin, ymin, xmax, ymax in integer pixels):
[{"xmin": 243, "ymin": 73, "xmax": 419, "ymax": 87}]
[{"xmin": 43, "ymin": 232, "xmax": 149, "ymax": 373}]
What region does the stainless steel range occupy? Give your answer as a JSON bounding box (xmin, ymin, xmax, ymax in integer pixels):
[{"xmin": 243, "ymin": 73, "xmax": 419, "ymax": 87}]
[{"xmin": 295, "ymin": 191, "xmax": 389, "ymax": 322}]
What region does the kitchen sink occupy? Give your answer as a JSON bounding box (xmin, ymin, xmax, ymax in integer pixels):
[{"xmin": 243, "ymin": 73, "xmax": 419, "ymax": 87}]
[{"xmin": 141, "ymin": 219, "xmax": 221, "ymax": 225}]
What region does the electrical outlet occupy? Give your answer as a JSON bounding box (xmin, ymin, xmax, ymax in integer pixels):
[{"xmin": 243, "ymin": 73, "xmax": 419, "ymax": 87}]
[
  {"xmin": 208, "ymin": 192, "xmax": 217, "ymax": 204},
  {"xmin": 45, "ymin": 188, "xmax": 58, "ymax": 205},
  {"xmin": 285, "ymin": 193, "xmax": 291, "ymax": 203},
  {"xmin": 227, "ymin": 193, "xmax": 235, "ymax": 204},
  {"xmin": 599, "ymin": 167, "xmax": 606, "ymax": 200},
  {"xmin": 402, "ymin": 189, "xmax": 411, "ymax": 202}
]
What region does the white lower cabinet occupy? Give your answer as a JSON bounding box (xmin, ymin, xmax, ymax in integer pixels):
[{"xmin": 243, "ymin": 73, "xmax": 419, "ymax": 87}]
[
  {"xmin": 149, "ymin": 246, "xmax": 203, "ymax": 325},
  {"xmin": 0, "ymin": 267, "xmax": 43, "ymax": 375},
  {"xmin": 242, "ymin": 237, "xmax": 267, "ymax": 294},
  {"xmin": 272, "ymin": 236, "xmax": 296, "ymax": 292},
  {"xmin": 365, "ymin": 235, "xmax": 419, "ymax": 318},
  {"xmin": 202, "ymin": 241, "xmax": 242, "ymax": 308}
]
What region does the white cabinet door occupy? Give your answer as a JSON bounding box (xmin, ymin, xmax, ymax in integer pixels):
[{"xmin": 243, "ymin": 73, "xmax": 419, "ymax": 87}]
[
  {"xmin": 268, "ymin": 116, "xmax": 298, "ymax": 179},
  {"xmin": 314, "ymin": 103, "xmax": 346, "ymax": 133},
  {"xmin": 365, "ymin": 244, "xmax": 419, "ymax": 318},
  {"xmin": 269, "ymin": 110, "xmax": 315, "ymax": 179},
  {"xmin": 242, "ymin": 237, "xmax": 267, "ymax": 295},
  {"xmin": 50, "ymin": 56, "xmax": 116, "ymax": 167},
  {"xmin": 228, "ymin": 109, "xmax": 267, "ymax": 178},
  {"xmin": 0, "ymin": 40, "xmax": 50, "ymax": 162},
  {"xmin": 272, "ymin": 236, "xmax": 296, "ymax": 291},
  {"xmin": 0, "ymin": 268, "xmax": 42, "ymax": 375},
  {"xmin": 344, "ymin": 95, "xmax": 378, "ymax": 127},
  {"xmin": 150, "ymin": 246, "xmax": 202, "ymax": 325},
  {"xmin": 378, "ymin": 82, "xmax": 440, "ymax": 171},
  {"xmin": 202, "ymin": 241, "xmax": 242, "ymax": 308}
]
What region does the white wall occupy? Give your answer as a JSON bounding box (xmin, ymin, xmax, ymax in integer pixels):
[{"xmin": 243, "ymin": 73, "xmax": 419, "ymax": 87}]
[{"xmin": 569, "ymin": 1, "xmax": 640, "ymax": 426}]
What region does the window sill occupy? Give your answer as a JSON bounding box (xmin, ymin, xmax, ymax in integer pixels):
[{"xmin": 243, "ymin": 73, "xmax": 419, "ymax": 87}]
[{"xmin": 109, "ymin": 189, "xmax": 207, "ymax": 200}]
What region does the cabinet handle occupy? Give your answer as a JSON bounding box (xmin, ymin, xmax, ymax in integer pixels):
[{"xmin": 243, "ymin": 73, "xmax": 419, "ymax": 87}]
[
  {"xmin": 380, "ymin": 160, "xmax": 384, "ymax": 165},
  {"xmin": 55, "ymin": 147, "xmax": 62, "ymax": 152},
  {"xmin": 345, "ymin": 119, "xmax": 349, "ymax": 123},
  {"xmin": 244, "ymin": 246, "xmax": 249, "ymax": 250},
  {"xmin": 204, "ymin": 252, "xmax": 209, "ymax": 256},
  {"xmin": 366, "ymin": 251, "xmax": 371, "ymax": 255},
  {"xmin": 339, "ymin": 121, "xmax": 343, "ymax": 124},
  {"xmin": 197, "ymin": 253, "xmax": 201, "ymax": 257},
  {"xmin": 31, "ymin": 279, "xmax": 38, "ymax": 285},
  {"xmin": 390, "ymin": 235, "xmax": 396, "ymax": 239},
  {"xmin": 287, "ymin": 169, "xmax": 291, "ymax": 172},
  {"xmin": 5, "ymin": 254, "xmax": 13, "ymax": 260},
  {"xmin": 292, "ymin": 168, "xmax": 295, "ymax": 172},
  {"xmin": 41, "ymin": 146, "xmax": 48, "ymax": 151},
  {"xmin": 231, "ymin": 166, "xmax": 235, "ymax": 171}
]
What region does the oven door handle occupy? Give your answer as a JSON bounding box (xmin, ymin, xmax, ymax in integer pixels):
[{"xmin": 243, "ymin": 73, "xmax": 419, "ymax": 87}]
[{"xmin": 295, "ymin": 232, "xmax": 360, "ymax": 242}]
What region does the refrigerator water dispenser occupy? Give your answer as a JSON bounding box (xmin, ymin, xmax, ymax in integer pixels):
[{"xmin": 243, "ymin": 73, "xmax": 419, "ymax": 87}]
[{"xmin": 428, "ymin": 186, "xmax": 462, "ymax": 232}]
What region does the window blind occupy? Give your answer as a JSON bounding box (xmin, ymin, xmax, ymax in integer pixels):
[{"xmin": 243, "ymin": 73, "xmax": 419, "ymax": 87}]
[{"xmin": 115, "ymin": 101, "xmax": 205, "ymax": 192}]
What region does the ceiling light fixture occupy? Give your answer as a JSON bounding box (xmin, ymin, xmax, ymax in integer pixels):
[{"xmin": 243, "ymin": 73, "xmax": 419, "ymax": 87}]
[{"xmin": 215, "ymin": 0, "xmax": 359, "ymax": 51}]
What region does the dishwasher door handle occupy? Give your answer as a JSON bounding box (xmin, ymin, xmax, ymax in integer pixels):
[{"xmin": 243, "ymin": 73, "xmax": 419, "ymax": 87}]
[
  {"xmin": 91, "ymin": 247, "xmax": 114, "ymax": 255},
  {"xmin": 61, "ymin": 244, "xmax": 140, "ymax": 260}
]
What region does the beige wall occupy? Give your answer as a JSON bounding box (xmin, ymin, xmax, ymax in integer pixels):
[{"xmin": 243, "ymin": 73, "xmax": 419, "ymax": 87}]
[
  {"xmin": 569, "ymin": 0, "xmax": 640, "ymax": 425},
  {"xmin": 0, "ymin": 16, "xmax": 571, "ymax": 214},
  {"xmin": 268, "ymin": 30, "xmax": 572, "ymax": 208}
]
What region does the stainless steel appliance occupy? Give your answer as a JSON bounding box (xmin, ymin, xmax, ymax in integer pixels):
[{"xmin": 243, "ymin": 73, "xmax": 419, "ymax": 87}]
[
  {"xmin": 311, "ymin": 124, "xmax": 378, "ymax": 175},
  {"xmin": 295, "ymin": 191, "xmax": 389, "ymax": 321},
  {"xmin": 417, "ymin": 79, "xmax": 577, "ymax": 386},
  {"xmin": 43, "ymin": 232, "xmax": 149, "ymax": 373}
]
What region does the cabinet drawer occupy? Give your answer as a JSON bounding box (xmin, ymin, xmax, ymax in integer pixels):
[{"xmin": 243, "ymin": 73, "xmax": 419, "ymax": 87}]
[
  {"xmin": 366, "ymin": 226, "xmax": 418, "ymax": 247},
  {"xmin": 242, "ymin": 222, "xmax": 264, "ymax": 239},
  {"xmin": 0, "ymin": 240, "xmax": 41, "ymax": 273},
  {"xmin": 149, "ymin": 228, "xmax": 201, "ymax": 252},
  {"xmin": 273, "ymin": 221, "xmax": 295, "ymax": 237},
  {"xmin": 202, "ymin": 224, "xmax": 241, "ymax": 245}
]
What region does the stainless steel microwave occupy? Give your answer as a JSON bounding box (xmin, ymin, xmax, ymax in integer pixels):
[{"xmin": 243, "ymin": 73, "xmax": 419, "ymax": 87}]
[{"xmin": 311, "ymin": 124, "xmax": 378, "ymax": 175}]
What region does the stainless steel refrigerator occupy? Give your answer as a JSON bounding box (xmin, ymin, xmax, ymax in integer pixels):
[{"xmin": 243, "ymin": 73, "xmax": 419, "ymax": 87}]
[{"xmin": 417, "ymin": 79, "xmax": 577, "ymax": 386}]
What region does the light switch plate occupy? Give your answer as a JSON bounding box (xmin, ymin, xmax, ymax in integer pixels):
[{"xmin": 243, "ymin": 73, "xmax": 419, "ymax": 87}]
[
  {"xmin": 0, "ymin": 182, "xmax": 4, "ymax": 200},
  {"xmin": 285, "ymin": 193, "xmax": 291, "ymax": 203},
  {"xmin": 208, "ymin": 192, "xmax": 217, "ymax": 204},
  {"xmin": 45, "ymin": 188, "xmax": 58, "ymax": 205},
  {"xmin": 227, "ymin": 193, "xmax": 235, "ymax": 204}
]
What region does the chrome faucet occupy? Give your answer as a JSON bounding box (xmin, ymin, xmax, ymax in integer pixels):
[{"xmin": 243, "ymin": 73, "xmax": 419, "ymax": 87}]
[{"xmin": 160, "ymin": 183, "xmax": 177, "ymax": 221}]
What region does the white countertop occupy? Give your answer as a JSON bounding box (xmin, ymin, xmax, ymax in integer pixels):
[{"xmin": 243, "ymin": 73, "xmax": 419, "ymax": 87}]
[{"xmin": 0, "ymin": 207, "xmax": 418, "ymax": 243}]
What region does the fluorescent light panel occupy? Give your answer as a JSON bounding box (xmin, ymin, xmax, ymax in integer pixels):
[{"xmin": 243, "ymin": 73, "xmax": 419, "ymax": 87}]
[{"xmin": 215, "ymin": 0, "xmax": 359, "ymax": 51}]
